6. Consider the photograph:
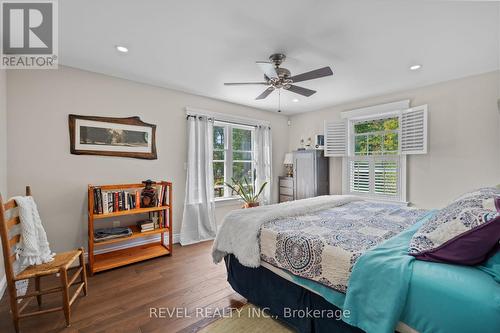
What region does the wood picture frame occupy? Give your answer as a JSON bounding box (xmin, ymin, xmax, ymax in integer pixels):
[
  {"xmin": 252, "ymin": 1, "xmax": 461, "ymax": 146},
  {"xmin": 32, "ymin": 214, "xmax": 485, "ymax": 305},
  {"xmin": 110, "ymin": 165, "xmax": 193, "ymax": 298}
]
[{"xmin": 69, "ymin": 115, "xmax": 157, "ymax": 160}]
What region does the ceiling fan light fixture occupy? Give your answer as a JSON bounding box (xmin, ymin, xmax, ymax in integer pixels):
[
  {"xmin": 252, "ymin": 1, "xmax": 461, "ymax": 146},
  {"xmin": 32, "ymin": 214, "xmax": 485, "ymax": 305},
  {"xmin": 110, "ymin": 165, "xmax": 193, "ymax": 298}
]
[{"xmin": 224, "ymin": 54, "xmax": 333, "ymax": 100}]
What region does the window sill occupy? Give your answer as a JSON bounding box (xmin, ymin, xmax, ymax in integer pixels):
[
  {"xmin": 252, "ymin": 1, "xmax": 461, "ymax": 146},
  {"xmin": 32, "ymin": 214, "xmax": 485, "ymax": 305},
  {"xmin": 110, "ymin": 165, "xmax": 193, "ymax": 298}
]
[
  {"xmin": 363, "ymin": 198, "xmax": 410, "ymax": 206},
  {"xmin": 214, "ymin": 197, "xmax": 242, "ymax": 207},
  {"xmin": 347, "ymin": 192, "xmax": 409, "ymax": 206}
]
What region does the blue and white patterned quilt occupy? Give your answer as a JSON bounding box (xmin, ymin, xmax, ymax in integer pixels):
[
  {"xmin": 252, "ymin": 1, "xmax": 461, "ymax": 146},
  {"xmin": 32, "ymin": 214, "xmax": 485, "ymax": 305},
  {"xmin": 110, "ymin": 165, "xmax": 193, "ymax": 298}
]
[{"xmin": 260, "ymin": 201, "xmax": 428, "ymax": 293}]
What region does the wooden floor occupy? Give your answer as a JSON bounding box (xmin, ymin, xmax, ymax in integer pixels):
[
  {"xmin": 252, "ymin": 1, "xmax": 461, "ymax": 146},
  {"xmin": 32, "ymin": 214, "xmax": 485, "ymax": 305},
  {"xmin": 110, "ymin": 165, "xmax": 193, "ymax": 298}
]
[{"xmin": 0, "ymin": 241, "xmax": 246, "ymax": 333}]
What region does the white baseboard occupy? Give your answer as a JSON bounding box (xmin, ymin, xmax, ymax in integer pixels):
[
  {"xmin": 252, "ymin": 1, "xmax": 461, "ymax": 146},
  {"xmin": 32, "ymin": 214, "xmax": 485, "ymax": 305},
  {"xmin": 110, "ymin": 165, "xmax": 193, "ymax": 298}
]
[{"xmin": 0, "ymin": 274, "xmax": 6, "ymax": 300}]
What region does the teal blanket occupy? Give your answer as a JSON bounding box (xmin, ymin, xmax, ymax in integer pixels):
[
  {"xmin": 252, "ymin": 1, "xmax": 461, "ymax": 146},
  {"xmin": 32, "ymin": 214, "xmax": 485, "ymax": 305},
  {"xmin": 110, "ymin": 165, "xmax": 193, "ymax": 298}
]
[
  {"xmin": 287, "ymin": 211, "xmax": 500, "ymax": 333},
  {"xmin": 342, "ymin": 211, "xmax": 436, "ymax": 332}
]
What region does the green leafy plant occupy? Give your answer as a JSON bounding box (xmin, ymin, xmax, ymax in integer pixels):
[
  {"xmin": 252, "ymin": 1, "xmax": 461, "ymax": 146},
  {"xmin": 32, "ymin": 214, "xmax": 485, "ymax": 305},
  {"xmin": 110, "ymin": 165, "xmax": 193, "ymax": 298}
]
[{"xmin": 225, "ymin": 176, "xmax": 268, "ymax": 204}]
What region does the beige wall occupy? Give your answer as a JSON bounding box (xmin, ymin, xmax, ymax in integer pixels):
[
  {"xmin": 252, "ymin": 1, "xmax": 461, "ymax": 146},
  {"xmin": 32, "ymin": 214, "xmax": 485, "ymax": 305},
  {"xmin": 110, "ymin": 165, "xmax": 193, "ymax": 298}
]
[
  {"xmin": 0, "ymin": 69, "xmax": 6, "ymax": 292},
  {"xmin": 4, "ymin": 65, "xmax": 500, "ymax": 272},
  {"xmin": 6, "ymin": 66, "xmax": 289, "ymax": 254},
  {"xmin": 289, "ymin": 71, "xmax": 500, "ymax": 209}
]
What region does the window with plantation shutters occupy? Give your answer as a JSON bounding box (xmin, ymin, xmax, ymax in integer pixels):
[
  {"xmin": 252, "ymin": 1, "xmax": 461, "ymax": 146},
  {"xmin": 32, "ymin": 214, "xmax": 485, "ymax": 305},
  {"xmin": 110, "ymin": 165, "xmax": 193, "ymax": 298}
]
[
  {"xmin": 328, "ymin": 102, "xmax": 428, "ymax": 202},
  {"xmin": 401, "ymin": 105, "xmax": 428, "ymax": 154},
  {"xmin": 349, "ymin": 156, "xmax": 401, "ymax": 200},
  {"xmin": 374, "ymin": 158, "xmax": 399, "ymax": 196},
  {"xmin": 324, "ymin": 120, "xmax": 347, "ymax": 157},
  {"xmin": 349, "ymin": 160, "xmax": 370, "ymax": 193},
  {"xmin": 346, "ymin": 115, "xmax": 407, "ymax": 201}
]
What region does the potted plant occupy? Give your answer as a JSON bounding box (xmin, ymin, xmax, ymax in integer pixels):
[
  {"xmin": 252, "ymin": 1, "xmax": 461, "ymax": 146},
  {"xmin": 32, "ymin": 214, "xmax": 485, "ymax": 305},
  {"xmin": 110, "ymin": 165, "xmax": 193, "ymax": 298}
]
[{"xmin": 225, "ymin": 177, "xmax": 268, "ymax": 208}]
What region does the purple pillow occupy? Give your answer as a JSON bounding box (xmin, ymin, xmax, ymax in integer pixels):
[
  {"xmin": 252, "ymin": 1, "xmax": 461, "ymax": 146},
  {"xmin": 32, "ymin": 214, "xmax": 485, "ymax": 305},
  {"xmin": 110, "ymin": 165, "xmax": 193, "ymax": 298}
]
[{"xmin": 408, "ymin": 188, "xmax": 500, "ymax": 265}]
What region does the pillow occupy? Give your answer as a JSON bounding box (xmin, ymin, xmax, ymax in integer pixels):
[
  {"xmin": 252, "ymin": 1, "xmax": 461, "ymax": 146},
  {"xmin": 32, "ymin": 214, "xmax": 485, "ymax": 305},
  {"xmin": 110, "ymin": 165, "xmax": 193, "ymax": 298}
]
[
  {"xmin": 408, "ymin": 187, "xmax": 500, "ymax": 265},
  {"xmin": 453, "ymin": 186, "xmax": 500, "ymax": 202}
]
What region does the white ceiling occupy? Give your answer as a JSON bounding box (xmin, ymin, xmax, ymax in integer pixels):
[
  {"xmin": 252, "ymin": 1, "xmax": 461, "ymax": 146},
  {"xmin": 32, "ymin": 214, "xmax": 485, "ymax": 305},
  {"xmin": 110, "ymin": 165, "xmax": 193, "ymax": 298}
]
[{"xmin": 60, "ymin": 0, "xmax": 499, "ymax": 114}]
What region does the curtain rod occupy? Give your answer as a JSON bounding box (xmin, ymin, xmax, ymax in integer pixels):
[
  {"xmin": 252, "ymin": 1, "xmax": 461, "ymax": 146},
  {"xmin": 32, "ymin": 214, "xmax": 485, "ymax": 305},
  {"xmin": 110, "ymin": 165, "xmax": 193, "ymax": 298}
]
[
  {"xmin": 185, "ymin": 106, "xmax": 270, "ymax": 127},
  {"xmin": 186, "ymin": 114, "xmax": 270, "ymax": 129}
]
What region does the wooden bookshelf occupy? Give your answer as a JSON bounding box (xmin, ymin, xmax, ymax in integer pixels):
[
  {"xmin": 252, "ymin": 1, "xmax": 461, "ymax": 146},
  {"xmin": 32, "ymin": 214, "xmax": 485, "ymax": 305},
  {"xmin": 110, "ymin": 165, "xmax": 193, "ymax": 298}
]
[
  {"xmin": 93, "ymin": 206, "xmax": 169, "ymax": 219},
  {"xmin": 87, "ymin": 181, "xmax": 172, "ymax": 275},
  {"xmin": 93, "ymin": 226, "xmax": 170, "ymax": 246},
  {"xmin": 93, "ymin": 243, "xmax": 170, "ymax": 273}
]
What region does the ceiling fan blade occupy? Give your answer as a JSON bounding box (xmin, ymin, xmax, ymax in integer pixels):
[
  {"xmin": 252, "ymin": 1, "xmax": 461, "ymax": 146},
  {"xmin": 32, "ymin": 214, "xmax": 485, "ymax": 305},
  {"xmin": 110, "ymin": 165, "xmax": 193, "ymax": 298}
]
[
  {"xmin": 256, "ymin": 61, "xmax": 278, "ymax": 79},
  {"xmin": 286, "ymin": 85, "xmax": 316, "ymax": 97},
  {"xmin": 289, "ymin": 66, "xmax": 333, "ymax": 83},
  {"xmin": 255, "ymin": 87, "xmax": 274, "ymax": 100},
  {"xmin": 224, "ymin": 82, "xmax": 268, "ymax": 86}
]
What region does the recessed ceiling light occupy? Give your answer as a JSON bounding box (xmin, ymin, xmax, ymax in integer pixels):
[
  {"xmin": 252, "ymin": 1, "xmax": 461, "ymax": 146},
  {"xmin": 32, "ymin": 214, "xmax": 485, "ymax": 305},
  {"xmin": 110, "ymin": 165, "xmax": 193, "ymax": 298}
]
[
  {"xmin": 292, "ymin": 98, "xmax": 299, "ymax": 102},
  {"xmin": 409, "ymin": 64, "xmax": 422, "ymax": 71},
  {"xmin": 115, "ymin": 45, "xmax": 129, "ymax": 53}
]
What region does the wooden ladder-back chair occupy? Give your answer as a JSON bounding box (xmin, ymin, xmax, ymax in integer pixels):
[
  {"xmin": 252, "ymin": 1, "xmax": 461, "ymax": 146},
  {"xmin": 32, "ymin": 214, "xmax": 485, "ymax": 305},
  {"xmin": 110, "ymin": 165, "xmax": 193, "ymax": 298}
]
[{"xmin": 0, "ymin": 186, "xmax": 88, "ymax": 333}]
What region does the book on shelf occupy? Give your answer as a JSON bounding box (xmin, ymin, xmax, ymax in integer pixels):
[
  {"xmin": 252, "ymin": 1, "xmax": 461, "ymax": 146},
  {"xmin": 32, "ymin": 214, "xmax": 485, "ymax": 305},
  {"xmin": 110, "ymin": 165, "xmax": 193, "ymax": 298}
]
[
  {"xmin": 149, "ymin": 211, "xmax": 165, "ymax": 229},
  {"xmin": 93, "ymin": 187, "xmax": 104, "ymax": 214},
  {"xmin": 155, "ymin": 184, "xmax": 169, "ymax": 207},
  {"xmin": 135, "ymin": 190, "xmax": 141, "ymax": 208},
  {"xmin": 93, "ymin": 189, "xmax": 140, "ymax": 214},
  {"xmin": 137, "ymin": 219, "xmax": 155, "ymax": 232},
  {"xmin": 137, "ymin": 219, "xmax": 154, "ymax": 228},
  {"xmin": 92, "ymin": 182, "xmax": 169, "ymax": 215}
]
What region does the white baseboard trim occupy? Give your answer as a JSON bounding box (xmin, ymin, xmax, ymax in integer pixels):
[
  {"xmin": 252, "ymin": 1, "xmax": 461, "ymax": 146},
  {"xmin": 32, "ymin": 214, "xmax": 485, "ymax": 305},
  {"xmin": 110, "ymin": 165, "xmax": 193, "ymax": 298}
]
[{"xmin": 0, "ymin": 274, "xmax": 6, "ymax": 300}]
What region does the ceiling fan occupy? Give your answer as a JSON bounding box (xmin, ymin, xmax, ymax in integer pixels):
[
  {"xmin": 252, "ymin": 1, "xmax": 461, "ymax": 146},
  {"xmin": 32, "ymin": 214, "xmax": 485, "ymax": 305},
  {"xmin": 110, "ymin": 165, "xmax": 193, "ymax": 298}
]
[{"xmin": 224, "ymin": 53, "xmax": 333, "ymax": 100}]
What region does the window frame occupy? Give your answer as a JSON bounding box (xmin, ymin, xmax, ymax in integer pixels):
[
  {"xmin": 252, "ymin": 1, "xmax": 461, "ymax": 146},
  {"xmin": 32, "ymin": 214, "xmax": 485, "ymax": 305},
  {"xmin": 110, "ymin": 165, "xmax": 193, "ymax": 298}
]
[
  {"xmin": 213, "ymin": 121, "xmax": 255, "ymax": 201},
  {"xmin": 344, "ymin": 112, "xmax": 407, "ymax": 203}
]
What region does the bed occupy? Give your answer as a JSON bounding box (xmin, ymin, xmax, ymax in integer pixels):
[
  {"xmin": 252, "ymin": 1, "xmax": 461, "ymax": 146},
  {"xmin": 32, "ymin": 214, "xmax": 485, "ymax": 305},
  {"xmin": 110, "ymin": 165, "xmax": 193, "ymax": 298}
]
[{"xmin": 212, "ymin": 195, "xmax": 500, "ymax": 333}]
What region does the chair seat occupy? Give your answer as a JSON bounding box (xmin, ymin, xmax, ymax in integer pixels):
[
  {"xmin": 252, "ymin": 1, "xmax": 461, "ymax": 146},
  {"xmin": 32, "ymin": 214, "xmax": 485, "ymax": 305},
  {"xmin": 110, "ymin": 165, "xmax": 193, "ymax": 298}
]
[{"xmin": 15, "ymin": 250, "xmax": 82, "ymax": 280}]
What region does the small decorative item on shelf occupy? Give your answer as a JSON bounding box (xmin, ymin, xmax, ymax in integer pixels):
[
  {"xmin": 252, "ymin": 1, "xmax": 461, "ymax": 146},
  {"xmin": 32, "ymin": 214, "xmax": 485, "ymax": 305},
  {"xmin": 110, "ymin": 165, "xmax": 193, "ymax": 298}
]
[
  {"xmin": 306, "ymin": 137, "xmax": 312, "ymax": 149},
  {"xmin": 225, "ymin": 176, "xmax": 268, "ymax": 209},
  {"xmin": 283, "ymin": 153, "xmax": 294, "ymax": 177},
  {"xmin": 141, "ymin": 179, "xmax": 157, "ymax": 207},
  {"xmin": 299, "ymin": 138, "xmax": 306, "ymax": 150}
]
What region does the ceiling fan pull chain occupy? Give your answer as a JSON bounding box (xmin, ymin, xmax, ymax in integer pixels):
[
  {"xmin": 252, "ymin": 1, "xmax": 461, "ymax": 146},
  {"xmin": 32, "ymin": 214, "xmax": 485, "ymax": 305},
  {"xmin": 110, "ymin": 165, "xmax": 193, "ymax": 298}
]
[{"xmin": 278, "ymin": 89, "xmax": 281, "ymax": 113}]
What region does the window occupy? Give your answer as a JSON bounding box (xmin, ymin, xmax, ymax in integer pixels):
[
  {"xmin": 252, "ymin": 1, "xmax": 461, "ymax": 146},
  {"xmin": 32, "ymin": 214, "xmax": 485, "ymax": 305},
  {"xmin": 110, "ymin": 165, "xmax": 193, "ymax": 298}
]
[
  {"xmin": 348, "ymin": 116, "xmax": 405, "ymax": 201},
  {"xmin": 353, "ymin": 117, "xmax": 399, "ymax": 156},
  {"xmin": 325, "ymin": 102, "xmax": 427, "ymax": 203},
  {"xmin": 213, "ymin": 122, "xmax": 255, "ymax": 199}
]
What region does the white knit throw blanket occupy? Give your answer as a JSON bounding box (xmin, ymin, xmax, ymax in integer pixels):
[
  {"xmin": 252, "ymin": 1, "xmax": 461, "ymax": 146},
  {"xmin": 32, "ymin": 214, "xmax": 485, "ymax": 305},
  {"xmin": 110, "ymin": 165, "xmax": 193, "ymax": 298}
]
[
  {"xmin": 13, "ymin": 196, "xmax": 54, "ymax": 296},
  {"xmin": 212, "ymin": 195, "xmax": 362, "ymax": 268}
]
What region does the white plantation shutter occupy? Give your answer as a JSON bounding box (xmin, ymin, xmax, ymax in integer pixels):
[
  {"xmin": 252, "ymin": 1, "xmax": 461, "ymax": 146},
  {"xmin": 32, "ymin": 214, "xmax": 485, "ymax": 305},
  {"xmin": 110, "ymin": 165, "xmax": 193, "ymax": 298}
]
[
  {"xmin": 401, "ymin": 105, "xmax": 428, "ymax": 154},
  {"xmin": 324, "ymin": 120, "xmax": 347, "ymax": 157},
  {"xmin": 374, "ymin": 158, "xmax": 399, "ymax": 197},
  {"xmin": 349, "ymin": 160, "xmax": 370, "ymax": 193},
  {"xmin": 348, "ymin": 157, "xmax": 401, "ymax": 200}
]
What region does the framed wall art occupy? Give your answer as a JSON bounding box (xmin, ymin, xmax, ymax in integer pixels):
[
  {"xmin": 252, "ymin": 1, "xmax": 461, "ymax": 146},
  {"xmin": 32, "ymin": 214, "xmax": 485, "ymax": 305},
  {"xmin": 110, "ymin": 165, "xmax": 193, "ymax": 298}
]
[{"xmin": 68, "ymin": 115, "xmax": 157, "ymax": 159}]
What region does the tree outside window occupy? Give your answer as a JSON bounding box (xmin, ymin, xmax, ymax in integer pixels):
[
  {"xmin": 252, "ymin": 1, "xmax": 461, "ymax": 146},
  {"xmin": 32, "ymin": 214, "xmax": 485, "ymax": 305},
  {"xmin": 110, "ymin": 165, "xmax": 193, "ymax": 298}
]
[{"xmin": 212, "ymin": 123, "xmax": 254, "ymax": 199}]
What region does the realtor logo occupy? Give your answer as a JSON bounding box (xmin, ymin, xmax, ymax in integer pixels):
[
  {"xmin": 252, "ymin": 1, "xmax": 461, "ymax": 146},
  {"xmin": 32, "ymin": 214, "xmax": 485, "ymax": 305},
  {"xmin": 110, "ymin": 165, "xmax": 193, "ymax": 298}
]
[{"xmin": 1, "ymin": 0, "xmax": 58, "ymax": 69}]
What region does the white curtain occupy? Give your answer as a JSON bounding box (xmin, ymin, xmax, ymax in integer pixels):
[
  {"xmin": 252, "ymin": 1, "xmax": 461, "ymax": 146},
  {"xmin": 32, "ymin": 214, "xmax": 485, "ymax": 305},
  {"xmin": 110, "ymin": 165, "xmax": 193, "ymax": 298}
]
[
  {"xmin": 180, "ymin": 116, "xmax": 217, "ymax": 245},
  {"xmin": 254, "ymin": 125, "xmax": 272, "ymax": 205}
]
